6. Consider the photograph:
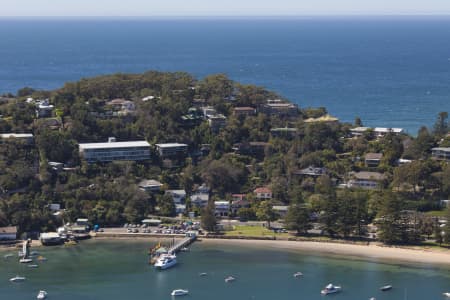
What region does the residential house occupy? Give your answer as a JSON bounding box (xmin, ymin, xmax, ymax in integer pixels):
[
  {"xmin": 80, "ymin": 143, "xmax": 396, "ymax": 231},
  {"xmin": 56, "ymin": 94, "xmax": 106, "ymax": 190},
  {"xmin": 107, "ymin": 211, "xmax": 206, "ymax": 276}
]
[
  {"xmin": 200, "ymin": 106, "xmax": 217, "ymax": 119},
  {"xmin": 233, "ymin": 107, "xmax": 256, "ymax": 117},
  {"xmin": 273, "ymin": 206, "xmax": 288, "ymax": 218},
  {"xmin": 373, "ymin": 127, "xmax": 404, "ymax": 137},
  {"xmin": 0, "ymin": 226, "xmax": 17, "ymax": 241},
  {"xmin": 139, "ymin": 179, "xmax": 163, "ymax": 193},
  {"xmin": 208, "ymin": 114, "xmax": 227, "ymax": 133},
  {"xmin": 0, "ymin": 133, "xmax": 34, "ymax": 145},
  {"xmin": 232, "ymin": 194, "xmax": 246, "ymax": 202},
  {"xmin": 79, "ymin": 138, "xmax": 151, "ymax": 163},
  {"xmin": 270, "ymin": 127, "xmax": 298, "ymax": 139},
  {"xmin": 175, "ymin": 204, "xmax": 187, "ymax": 215},
  {"xmin": 35, "ymin": 99, "xmax": 54, "ymax": 118},
  {"xmin": 233, "ymin": 141, "xmax": 269, "ymax": 157},
  {"xmin": 440, "ymin": 200, "xmax": 450, "ymax": 208},
  {"xmin": 365, "ymin": 153, "xmax": 383, "ymax": 168},
  {"xmin": 347, "ymin": 171, "xmax": 386, "ymax": 189},
  {"xmin": 166, "ymin": 190, "xmax": 187, "ymax": 204},
  {"xmin": 259, "ymin": 100, "xmax": 298, "ymax": 117},
  {"xmin": 214, "ymin": 201, "xmax": 230, "ymax": 217},
  {"xmin": 155, "ymin": 143, "xmax": 188, "ymax": 158},
  {"xmin": 432, "ymin": 147, "xmax": 450, "ymax": 161},
  {"xmin": 190, "ymin": 193, "xmax": 209, "ymax": 208},
  {"xmin": 350, "ymin": 127, "xmax": 371, "ymax": 137},
  {"xmin": 294, "ymin": 166, "xmax": 327, "ymax": 177},
  {"xmin": 254, "ymin": 187, "xmax": 272, "ymax": 200},
  {"xmin": 106, "ymin": 99, "xmax": 136, "ymax": 115}
]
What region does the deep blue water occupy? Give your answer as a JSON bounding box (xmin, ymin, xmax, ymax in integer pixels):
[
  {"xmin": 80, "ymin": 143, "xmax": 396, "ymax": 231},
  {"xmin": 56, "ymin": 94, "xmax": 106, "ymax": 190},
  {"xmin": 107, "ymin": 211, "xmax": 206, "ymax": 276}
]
[{"xmin": 1, "ymin": 17, "xmax": 450, "ymax": 133}]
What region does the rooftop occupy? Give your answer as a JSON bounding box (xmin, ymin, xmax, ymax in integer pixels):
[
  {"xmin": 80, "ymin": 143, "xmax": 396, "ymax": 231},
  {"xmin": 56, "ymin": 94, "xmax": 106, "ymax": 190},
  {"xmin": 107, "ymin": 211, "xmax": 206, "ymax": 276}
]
[
  {"xmin": 0, "ymin": 133, "xmax": 33, "ymax": 138},
  {"xmin": 254, "ymin": 187, "xmax": 272, "ymax": 194},
  {"xmin": 365, "ymin": 153, "xmax": 383, "ymax": 160},
  {"xmin": 155, "ymin": 143, "xmax": 188, "ymax": 148},
  {"xmin": 0, "ymin": 226, "xmax": 17, "ymax": 234},
  {"xmin": 432, "ymin": 147, "xmax": 450, "ymax": 151},
  {"xmin": 79, "ymin": 140, "xmax": 150, "ymax": 150},
  {"xmin": 352, "ymin": 171, "xmax": 386, "ymax": 181}
]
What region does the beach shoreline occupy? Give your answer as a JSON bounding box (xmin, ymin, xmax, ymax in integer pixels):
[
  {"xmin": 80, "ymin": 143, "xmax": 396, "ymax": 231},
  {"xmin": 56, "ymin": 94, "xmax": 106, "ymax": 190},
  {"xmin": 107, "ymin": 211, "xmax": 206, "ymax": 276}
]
[
  {"xmin": 2, "ymin": 235, "xmax": 449, "ymax": 268},
  {"xmin": 199, "ymin": 238, "xmax": 450, "ymax": 268}
]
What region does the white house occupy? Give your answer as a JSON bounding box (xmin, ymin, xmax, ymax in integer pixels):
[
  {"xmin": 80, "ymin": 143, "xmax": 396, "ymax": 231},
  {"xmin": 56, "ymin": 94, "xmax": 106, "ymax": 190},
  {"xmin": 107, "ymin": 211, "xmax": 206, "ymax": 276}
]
[
  {"xmin": 166, "ymin": 190, "xmax": 186, "ymax": 204},
  {"xmin": 79, "ymin": 138, "xmax": 151, "ymax": 163}
]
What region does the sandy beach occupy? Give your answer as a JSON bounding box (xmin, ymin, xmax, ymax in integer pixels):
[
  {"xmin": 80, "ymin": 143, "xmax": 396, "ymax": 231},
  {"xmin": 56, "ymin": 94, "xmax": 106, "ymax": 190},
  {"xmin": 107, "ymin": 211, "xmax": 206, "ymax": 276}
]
[{"xmin": 201, "ymin": 238, "xmax": 450, "ymax": 267}]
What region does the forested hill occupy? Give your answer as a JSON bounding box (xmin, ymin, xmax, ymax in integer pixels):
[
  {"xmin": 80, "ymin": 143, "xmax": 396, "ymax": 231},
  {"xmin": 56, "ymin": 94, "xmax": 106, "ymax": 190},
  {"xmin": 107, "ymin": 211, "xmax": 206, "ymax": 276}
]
[{"xmin": 0, "ymin": 71, "xmax": 449, "ymax": 245}]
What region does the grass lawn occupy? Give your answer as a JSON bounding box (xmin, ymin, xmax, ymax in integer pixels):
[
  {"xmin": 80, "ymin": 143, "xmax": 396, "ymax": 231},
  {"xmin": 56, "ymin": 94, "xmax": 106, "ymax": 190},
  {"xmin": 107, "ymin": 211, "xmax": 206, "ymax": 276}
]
[
  {"xmin": 425, "ymin": 210, "xmax": 447, "ymax": 217},
  {"xmin": 224, "ymin": 225, "xmax": 290, "ymax": 238}
]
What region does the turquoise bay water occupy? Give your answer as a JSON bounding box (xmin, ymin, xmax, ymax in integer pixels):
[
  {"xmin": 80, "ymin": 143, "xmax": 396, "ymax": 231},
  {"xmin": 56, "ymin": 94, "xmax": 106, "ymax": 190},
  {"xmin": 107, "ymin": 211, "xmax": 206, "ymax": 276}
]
[{"xmin": 0, "ymin": 239, "xmax": 449, "ymax": 299}]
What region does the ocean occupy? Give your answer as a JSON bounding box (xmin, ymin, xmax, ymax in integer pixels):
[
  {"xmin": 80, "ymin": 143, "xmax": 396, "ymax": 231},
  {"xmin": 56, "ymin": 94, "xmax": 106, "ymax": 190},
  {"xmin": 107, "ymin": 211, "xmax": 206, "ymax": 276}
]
[
  {"xmin": 0, "ymin": 239, "xmax": 449, "ymax": 300},
  {"xmin": 1, "ymin": 17, "xmax": 450, "ymax": 133}
]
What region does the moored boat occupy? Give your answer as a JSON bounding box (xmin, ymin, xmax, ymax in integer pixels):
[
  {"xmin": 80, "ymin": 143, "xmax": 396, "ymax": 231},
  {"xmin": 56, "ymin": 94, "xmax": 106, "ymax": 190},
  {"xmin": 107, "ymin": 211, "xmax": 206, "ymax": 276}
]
[
  {"xmin": 171, "ymin": 289, "xmax": 189, "ymax": 296},
  {"xmin": 3, "ymin": 253, "xmax": 13, "ymax": 259},
  {"xmin": 293, "ymin": 272, "xmax": 303, "ymax": 278},
  {"xmin": 225, "ymin": 276, "xmax": 236, "ymax": 282},
  {"xmin": 380, "ymin": 285, "xmax": 392, "ymax": 291},
  {"xmin": 10, "ymin": 275, "xmax": 26, "ymax": 282},
  {"xmin": 199, "ymin": 272, "xmax": 207, "ymax": 276},
  {"xmin": 37, "ymin": 290, "xmax": 48, "ymax": 299},
  {"xmin": 321, "ymin": 283, "xmax": 342, "ymax": 295},
  {"xmin": 154, "ymin": 254, "xmax": 177, "ymax": 270},
  {"xmin": 19, "ymin": 258, "xmax": 33, "ymax": 263},
  {"xmin": 28, "ymin": 264, "xmax": 39, "ymax": 268},
  {"xmin": 443, "ymin": 292, "xmax": 450, "ymax": 298}
]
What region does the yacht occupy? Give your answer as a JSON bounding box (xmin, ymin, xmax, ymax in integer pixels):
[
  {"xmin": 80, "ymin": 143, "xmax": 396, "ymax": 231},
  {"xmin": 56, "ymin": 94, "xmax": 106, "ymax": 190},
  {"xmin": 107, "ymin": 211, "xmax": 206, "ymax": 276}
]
[
  {"xmin": 19, "ymin": 258, "xmax": 33, "ymax": 263},
  {"xmin": 443, "ymin": 292, "xmax": 450, "ymax": 298},
  {"xmin": 37, "ymin": 290, "xmax": 48, "ymax": 299},
  {"xmin": 380, "ymin": 285, "xmax": 392, "ymax": 291},
  {"xmin": 10, "ymin": 275, "xmax": 26, "ymax": 283},
  {"xmin": 154, "ymin": 254, "xmax": 177, "ymax": 270},
  {"xmin": 225, "ymin": 276, "xmax": 236, "ymax": 283},
  {"xmin": 171, "ymin": 289, "xmax": 189, "ymax": 296},
  {"xmin": 321, "ymin": 283, "xmax": 342, "ymax": 295},
  {"xmin": 293, "ymin": 272, "xmax": 303, "ymax": 278}
]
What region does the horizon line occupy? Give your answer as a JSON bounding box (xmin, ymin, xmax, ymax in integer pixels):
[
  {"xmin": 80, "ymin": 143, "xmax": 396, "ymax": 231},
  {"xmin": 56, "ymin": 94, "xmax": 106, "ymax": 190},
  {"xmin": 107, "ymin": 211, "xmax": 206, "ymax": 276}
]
[{"xmin": 1, "ymin": 14, "xmax": 450, "ymax": 19}]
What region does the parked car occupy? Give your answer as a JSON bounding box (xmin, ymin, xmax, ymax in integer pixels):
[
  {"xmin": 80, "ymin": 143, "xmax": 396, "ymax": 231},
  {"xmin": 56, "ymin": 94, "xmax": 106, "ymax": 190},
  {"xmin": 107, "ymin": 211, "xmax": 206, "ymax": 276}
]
[{"xmin": 127, "ymin": 228, "xmax": 132, "ymax": 233}]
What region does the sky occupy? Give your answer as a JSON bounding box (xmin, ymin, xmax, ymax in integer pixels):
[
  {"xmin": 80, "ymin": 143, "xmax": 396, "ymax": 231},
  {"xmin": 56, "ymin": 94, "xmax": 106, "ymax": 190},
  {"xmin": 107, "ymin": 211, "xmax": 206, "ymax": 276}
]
[{"xmin": 1, "ymin": 0, "xmax": 450, "ymax": 17}]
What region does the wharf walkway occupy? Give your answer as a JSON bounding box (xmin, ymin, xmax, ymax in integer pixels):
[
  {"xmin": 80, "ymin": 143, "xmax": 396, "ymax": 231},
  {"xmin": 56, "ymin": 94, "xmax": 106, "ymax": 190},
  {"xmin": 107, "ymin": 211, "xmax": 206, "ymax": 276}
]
[{"xmin": 168, "ymin": 233, "xmax": 197, "ymax": 254}]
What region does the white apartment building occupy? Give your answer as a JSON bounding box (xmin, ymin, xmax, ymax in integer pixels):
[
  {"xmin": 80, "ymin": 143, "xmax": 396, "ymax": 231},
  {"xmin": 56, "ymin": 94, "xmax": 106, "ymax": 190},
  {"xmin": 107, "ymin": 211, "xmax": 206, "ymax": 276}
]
[{"xmin": 79, "ymin": 138, "xmax": 151, "ymax": 163}]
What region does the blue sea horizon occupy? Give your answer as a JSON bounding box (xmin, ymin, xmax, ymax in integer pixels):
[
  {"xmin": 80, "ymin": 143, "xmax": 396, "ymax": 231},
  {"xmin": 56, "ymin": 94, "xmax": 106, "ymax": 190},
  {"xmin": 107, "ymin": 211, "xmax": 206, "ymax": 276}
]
[{"xmin": 1, "ymin": 17, "xmax": 449, "ymax": 133}]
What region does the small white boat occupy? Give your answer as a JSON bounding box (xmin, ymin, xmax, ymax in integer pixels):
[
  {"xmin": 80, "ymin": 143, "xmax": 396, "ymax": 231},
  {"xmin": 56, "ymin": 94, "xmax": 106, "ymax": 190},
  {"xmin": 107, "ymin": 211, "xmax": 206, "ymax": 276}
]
[
  {"xmin": 171, "ymin": 289, "xmax": 189, "ymax": 296},
  {"xmin": 199, "ymin": 272, "xmax": 207, "ymax": 276},
  {"xmin": 380, "ymin": 285, "xmax": 392, "ymax": 291},
  {"xmin": 28, "ymin": 264, "xmax": 39, "ymax": 268},
  {"xmin": 225, "ymin": 276, "xmax": 236, "ymax": 283},
  {"xmin": 293, "ymin": 272, "xmax": 303, "ymax": 278},
  {"xmin": 10, "ymin": 275, "xmax": 26, "ymax": 283},
  {"xmin": 37, "ymin": 290, "xmax": 48, "ymax": 299},
  {"xmin": 180, "ymin": 247, "xmax": 189, "ymax": 252},
  {"xmin": 19, "ymin": 258, "xmax": 33, "ymax": 263},
  {"xmin": 443, "ymin": 292, "xmax": 450, "ymax": 298},
  {"xmin": 4, "ymin": 253, "xmax": 13, "ymax": 259},
  {"xmin": 321, "ymin": 283, "xmax": 342, "ymax": 295},
  {"xmin": 369, "ymin": 298, "xmax": 376, "ymax": 300}
]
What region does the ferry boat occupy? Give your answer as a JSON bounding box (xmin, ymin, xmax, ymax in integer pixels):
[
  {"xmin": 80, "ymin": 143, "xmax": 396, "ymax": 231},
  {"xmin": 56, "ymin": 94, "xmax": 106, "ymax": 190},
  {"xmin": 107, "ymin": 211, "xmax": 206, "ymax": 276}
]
[
  {"xmin": 37, "ymin": 290, "xmax": 48, "ymax": 299},
  {"xmin": 154, "ymin": 254, "xmax": 177, "ymax": 270},
  {"xmin": 321, "ymin": 283, "xmax": 342, "ymax": 295},
  {"xmin": 10, "ymin": 275, "xmax": 26, "ymax": 283},
  {"xmin": 171, "ymin": 289, "xmax": 189, "ymax": 296}
]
